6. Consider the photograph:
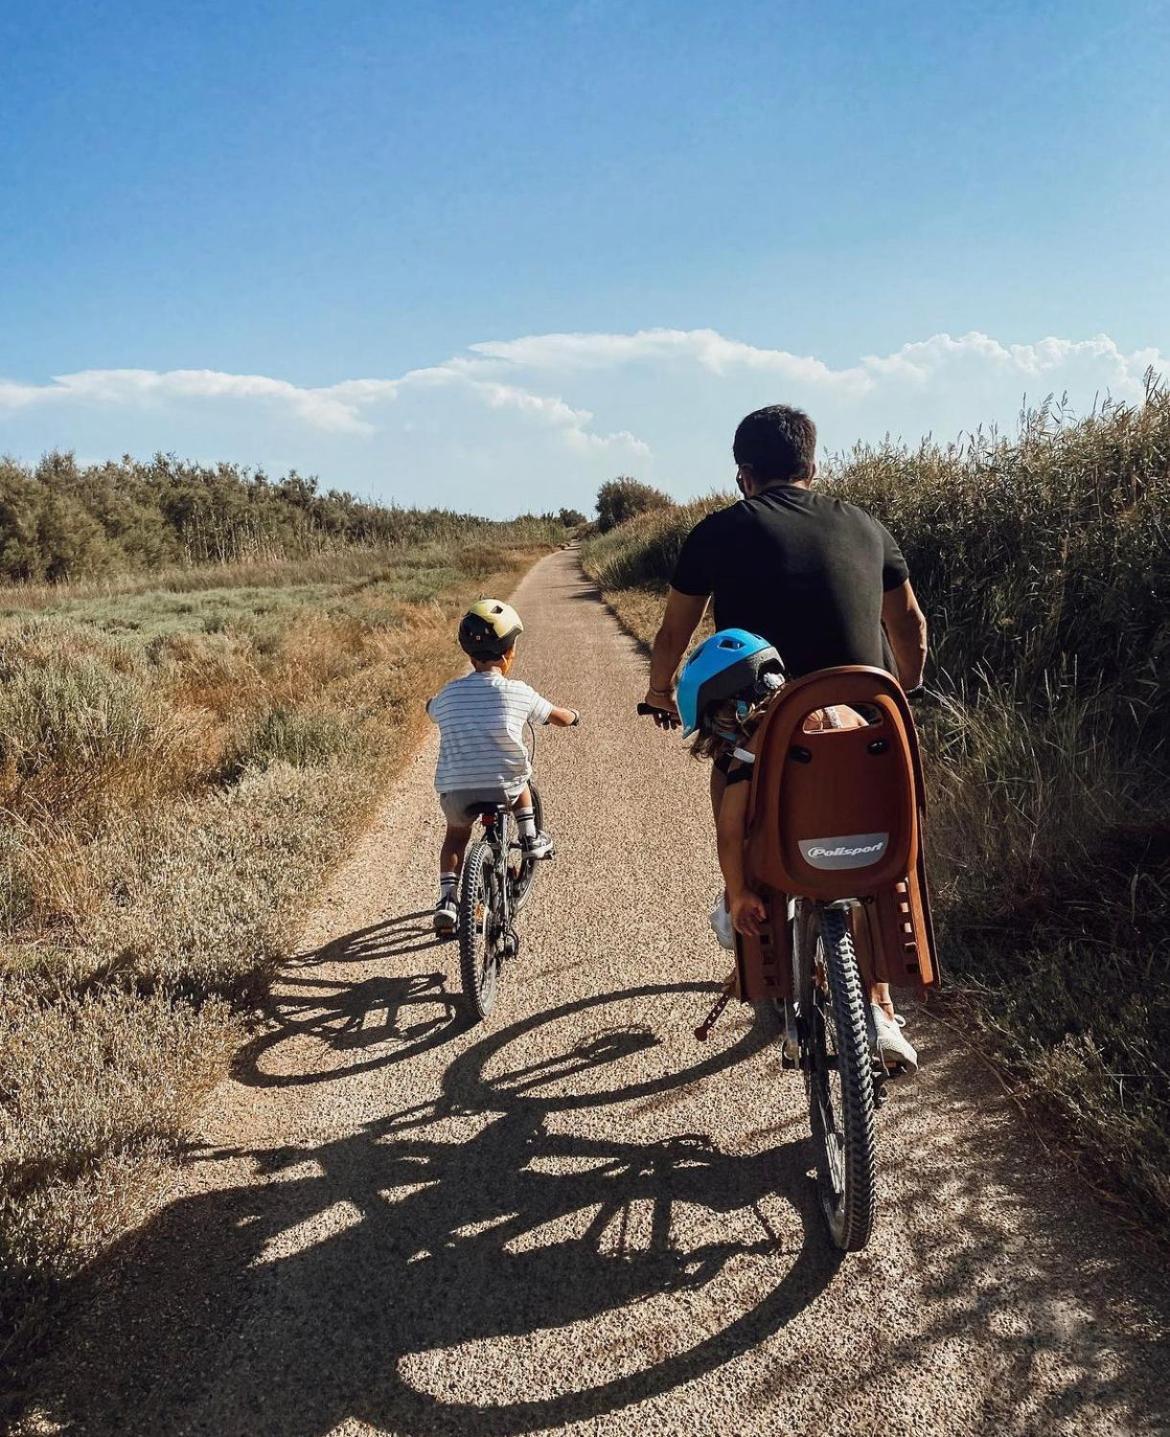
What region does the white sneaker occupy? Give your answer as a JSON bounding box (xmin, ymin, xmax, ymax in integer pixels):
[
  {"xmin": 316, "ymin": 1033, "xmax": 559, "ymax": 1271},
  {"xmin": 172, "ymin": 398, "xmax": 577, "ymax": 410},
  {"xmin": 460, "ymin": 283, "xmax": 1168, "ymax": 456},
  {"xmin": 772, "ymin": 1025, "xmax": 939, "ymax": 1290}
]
[
  {"xmin": 871, "ymin": 1004, "xmax": 918, "ymax": 1076},
  {"xmin": 709, "ymin": 893, "xmax": 735, "ymax": 951},
  {"xmin": 433, "ymin": 895, "xmax": 457, "ymax": 935},
  {"xmin": 521, "ymin": 830, "xmax": 555, "ymax": 860}
]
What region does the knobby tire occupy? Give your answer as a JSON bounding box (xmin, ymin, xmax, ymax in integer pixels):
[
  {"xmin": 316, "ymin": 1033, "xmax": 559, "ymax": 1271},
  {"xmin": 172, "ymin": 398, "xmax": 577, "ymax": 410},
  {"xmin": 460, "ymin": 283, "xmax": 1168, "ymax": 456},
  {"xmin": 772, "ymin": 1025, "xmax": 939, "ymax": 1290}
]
[
  {"xmin": 459, "ymin": 840, "xmax": 499, "ymax": 1021},
  {"xmin": 808, "ymin": 905, "xmax": 877, "ymax": 1251}
]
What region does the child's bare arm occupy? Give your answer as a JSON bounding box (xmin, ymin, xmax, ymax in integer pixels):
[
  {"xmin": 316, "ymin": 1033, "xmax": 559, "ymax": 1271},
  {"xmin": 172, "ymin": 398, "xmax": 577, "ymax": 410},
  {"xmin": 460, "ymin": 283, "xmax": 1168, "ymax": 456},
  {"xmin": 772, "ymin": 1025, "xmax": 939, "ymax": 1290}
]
[
  {"xmin": 716, "ymin": 773, "xmax": 767, "ymax": 936},
  {"xmin": 716, "ymin": 779, "xmax": 750, "ymax": 897},
  {"xmin": 546, "ymin": 706, "xmax": 581, "ymax": 728}
]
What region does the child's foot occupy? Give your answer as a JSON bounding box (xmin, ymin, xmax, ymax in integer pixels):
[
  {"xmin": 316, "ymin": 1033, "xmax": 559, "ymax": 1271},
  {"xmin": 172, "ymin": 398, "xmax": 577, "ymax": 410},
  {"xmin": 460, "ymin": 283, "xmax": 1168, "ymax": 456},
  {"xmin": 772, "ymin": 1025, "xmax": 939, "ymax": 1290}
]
[
  {"xmin": 709, "ymin": 892, "xmax": 734, "ymax": 950},
  {"xmin": 433, "ymin": 894, "xmax": 457, "ymax": 935},
  {"xmin": 871, "ymin": 1004, "xmax": 919, "ymax": 1076},
  {"xmin": 521, "ymin": 830, "xmax": 555, "ymax": 860}
]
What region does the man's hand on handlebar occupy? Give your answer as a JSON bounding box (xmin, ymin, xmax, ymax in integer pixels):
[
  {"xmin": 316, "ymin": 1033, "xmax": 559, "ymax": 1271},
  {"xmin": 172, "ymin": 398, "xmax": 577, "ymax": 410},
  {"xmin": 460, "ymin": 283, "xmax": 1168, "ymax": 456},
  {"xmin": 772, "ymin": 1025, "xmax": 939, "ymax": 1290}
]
[{"xmin": 638, "ymin": 686, "xmax": 680, "ymax": 730}]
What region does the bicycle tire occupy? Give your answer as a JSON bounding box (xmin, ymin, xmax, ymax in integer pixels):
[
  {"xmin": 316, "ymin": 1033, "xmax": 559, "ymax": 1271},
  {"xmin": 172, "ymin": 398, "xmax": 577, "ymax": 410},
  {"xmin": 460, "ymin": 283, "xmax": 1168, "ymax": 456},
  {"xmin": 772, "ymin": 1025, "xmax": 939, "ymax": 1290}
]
[
  {"xmin": 807, "ymin": 905, "xmax": 877, "ymax": 1251},
  {"xmin": 509, "ymin": 783, "xmax": 544, "ymax": 913},
  {"xmin": 459, "ymin": 840, "xmax": 500, "ymax": 1021}
]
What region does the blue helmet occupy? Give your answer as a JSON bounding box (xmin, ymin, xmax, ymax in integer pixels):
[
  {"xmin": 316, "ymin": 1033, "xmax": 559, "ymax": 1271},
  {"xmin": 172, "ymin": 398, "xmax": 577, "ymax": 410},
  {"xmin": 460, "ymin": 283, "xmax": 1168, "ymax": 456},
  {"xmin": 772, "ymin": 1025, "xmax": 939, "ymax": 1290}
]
[{"xmin": 676, "ymin": 629, "xmax": 784, "ymax": 737}]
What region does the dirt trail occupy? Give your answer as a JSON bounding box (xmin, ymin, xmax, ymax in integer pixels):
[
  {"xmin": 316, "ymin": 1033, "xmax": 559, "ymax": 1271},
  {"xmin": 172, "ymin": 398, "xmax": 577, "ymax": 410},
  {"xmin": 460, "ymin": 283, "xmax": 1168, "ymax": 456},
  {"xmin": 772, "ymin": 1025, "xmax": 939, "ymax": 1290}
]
[{"xmin": 31, "ymin": 549, "xmax": 1170, "ymax": 1436}]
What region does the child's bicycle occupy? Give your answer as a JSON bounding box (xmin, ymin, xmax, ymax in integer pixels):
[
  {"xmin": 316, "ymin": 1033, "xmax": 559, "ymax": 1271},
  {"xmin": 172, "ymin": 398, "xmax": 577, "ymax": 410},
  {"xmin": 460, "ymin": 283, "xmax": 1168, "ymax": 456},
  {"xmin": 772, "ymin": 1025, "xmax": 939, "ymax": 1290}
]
[{"xmin": 454, "ymin": 723, "xmax": 547, "ymax": 1021}]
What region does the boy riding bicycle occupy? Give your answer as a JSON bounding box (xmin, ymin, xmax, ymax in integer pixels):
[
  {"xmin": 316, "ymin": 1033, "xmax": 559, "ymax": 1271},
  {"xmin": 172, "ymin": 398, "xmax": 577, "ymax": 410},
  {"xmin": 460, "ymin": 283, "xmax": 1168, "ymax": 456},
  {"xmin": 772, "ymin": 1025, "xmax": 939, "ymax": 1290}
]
[{"xmin": 427, "ymin": 599, "xmax": 579, "ymax": 935}]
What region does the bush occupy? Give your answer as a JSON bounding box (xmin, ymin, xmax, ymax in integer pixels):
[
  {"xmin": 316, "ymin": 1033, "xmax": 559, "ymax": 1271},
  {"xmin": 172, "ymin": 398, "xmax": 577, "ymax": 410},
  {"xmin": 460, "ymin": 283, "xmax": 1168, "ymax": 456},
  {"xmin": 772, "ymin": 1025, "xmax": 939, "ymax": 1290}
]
[
  {"xmin": 225, "ymin": 709, "xmax": 360, "ymax": 775},
  {"xmin": 595, "ymin": 477, "xmax": 674, "ymax": 533},
  {"xmin": 0, "ymin": 453, "xmax": 569, "ymax": 584}
]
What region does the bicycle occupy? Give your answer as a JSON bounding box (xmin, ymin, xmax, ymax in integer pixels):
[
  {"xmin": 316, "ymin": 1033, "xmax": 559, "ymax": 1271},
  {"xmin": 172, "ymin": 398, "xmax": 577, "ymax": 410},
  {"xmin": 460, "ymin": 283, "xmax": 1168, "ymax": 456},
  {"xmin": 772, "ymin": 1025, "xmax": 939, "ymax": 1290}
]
[
  {"xmin": 640, "ymin": 673, "xmax": 935, "ymax": 1253},
  {"xmin": 456, "ymin": 726, "xmax": 546, "ymax": 1022}
]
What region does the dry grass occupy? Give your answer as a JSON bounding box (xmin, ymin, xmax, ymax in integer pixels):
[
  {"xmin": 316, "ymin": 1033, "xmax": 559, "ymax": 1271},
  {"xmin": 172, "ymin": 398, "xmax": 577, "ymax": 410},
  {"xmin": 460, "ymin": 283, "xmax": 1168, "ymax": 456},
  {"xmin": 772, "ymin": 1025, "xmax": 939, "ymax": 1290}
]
[
  {"xmin": 0, "ymin": 530, "xmax": 551, "ymax": 1397},
  {"xmin": 581, "ymin": 386, "xmax": 1170, "ymax": 1228}
]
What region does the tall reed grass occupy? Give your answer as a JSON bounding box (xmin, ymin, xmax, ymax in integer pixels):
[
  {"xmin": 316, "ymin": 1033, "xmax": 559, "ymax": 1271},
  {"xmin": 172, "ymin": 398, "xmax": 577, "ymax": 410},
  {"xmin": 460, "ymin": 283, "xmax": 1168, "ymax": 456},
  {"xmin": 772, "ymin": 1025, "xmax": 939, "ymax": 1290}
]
[{"xmin": 581, "ymin": 383, "xmax": 1170, "ymax": 1224}]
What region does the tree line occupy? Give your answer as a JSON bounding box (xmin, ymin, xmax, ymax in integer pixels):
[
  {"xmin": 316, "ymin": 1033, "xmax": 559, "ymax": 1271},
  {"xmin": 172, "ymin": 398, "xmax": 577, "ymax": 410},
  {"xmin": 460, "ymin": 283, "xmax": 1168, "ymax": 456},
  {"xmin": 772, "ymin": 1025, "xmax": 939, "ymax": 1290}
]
[{"xmin": 0, "ymin": 451, "xmax": 585, "ymax": 583}]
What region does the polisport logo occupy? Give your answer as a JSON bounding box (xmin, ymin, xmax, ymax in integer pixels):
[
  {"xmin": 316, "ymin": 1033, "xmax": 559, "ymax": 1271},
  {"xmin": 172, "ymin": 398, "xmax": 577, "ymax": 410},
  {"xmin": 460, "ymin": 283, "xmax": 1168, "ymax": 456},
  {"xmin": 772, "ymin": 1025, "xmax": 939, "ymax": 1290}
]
[
  {"xmin": 799, "ymin": 833, "xmax": 889, "ymax": 870},
  {"xmin": 808, "ymin": 843, "xmax": 882, "ymax": 858}
]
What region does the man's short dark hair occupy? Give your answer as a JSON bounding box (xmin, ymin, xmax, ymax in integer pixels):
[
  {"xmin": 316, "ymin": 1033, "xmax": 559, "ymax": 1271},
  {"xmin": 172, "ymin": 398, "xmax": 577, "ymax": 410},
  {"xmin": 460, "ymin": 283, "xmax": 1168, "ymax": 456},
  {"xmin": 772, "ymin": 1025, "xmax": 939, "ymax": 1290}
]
[{"xmin": 732, "ymin": 405, "xmax": 817, "ymax": 484}]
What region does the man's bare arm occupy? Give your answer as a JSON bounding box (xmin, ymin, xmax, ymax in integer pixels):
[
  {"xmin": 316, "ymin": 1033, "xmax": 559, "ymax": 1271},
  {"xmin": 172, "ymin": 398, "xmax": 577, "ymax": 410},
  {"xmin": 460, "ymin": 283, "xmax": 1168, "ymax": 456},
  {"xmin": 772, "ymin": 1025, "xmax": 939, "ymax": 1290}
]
[
  {"xmin": 881, "ymin": 580, "xmax": 928, "ymax": 690},
  {"xmin": 645, "ymin": 587, "xmax": 709, "ymax": 709}
]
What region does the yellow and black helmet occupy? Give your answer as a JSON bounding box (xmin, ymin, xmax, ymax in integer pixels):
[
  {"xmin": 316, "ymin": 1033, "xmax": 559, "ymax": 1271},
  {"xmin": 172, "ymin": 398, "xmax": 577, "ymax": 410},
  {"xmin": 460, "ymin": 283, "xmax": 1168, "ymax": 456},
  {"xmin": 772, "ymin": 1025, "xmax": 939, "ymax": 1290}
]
[{"xmin": 458, "ymin": 599, "xmax": 524, "ymax": 660}]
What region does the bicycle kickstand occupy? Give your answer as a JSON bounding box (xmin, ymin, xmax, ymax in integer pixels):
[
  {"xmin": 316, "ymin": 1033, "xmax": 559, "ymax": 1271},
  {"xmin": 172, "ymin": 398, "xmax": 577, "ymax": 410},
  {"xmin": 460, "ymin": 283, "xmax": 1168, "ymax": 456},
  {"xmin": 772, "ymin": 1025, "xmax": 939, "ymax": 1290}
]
[{"xmin": 694, "ymin": 977, "xmax": 736, "ymax": 1042}]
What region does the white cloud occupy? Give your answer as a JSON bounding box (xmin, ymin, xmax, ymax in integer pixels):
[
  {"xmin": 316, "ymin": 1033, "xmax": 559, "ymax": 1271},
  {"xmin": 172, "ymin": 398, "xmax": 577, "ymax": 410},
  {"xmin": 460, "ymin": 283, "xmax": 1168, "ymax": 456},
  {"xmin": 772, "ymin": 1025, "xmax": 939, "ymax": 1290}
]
[
  {"xmin": 0, "ymin": 367, "xmax": 373, "ymax": 434},
  {"xmin": 1, "ymin": 327, "xmax": 1163, "ymax": 512},
  {"xmin": 0, "ymin": 359, "xmax": 647, "ymax": 457},
  {"xmin": 469, "ymin": 326, "xmax": 1163, "ymax": 401}
]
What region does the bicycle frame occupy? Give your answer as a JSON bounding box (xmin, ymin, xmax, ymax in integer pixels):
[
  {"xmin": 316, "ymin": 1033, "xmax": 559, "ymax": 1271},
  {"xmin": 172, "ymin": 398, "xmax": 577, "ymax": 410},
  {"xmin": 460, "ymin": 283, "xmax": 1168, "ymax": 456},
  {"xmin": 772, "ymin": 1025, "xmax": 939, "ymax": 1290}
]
[{"xmin": 477, "ymin": 804, "xmax": 517, "ymax": 944}]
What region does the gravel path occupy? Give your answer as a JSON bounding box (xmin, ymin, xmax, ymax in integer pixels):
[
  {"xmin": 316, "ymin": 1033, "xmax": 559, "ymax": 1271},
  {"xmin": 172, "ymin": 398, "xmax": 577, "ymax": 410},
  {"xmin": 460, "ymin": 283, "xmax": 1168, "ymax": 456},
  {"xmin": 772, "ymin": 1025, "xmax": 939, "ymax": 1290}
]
[{"xmin": 34, "ymin": 550, "xmax": 1170, "ymax": 1436}]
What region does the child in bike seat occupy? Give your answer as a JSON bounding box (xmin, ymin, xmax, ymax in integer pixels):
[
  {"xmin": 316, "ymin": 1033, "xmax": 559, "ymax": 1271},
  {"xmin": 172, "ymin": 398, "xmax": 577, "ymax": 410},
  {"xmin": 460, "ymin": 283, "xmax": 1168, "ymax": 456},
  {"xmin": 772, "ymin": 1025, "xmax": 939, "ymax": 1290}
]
[
  {"xmin": 425, "ymin": 599, "xmax": 580, "ymax": 935},
  {"xmin": 676, "ymin": 631, "xmax": 918, "ymax": 1073}
]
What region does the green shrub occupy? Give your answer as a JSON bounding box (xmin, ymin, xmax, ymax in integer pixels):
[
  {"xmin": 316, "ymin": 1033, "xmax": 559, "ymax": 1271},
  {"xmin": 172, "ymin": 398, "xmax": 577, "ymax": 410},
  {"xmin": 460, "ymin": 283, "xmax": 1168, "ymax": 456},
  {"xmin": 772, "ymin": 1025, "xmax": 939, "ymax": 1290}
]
[
  {"xmin": 583, "ymin": 495, "xmax": 723, "ymax": 589},
  {"xmin": 595, "ymin": 476, "xmax": 674, "ymax": 533},
  {"xmin": 0, "ymin": 452, "xmax": 567, "ymax": 585}
]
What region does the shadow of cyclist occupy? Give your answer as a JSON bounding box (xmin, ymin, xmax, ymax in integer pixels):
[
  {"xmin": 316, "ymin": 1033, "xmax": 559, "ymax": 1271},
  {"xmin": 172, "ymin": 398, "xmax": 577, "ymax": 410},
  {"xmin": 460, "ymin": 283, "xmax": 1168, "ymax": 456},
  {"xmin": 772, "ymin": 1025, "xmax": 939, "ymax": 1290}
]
[
  {"xmin": 35, "ymin": 985, "xmax": 839, "ymax": 1437},
  {"xmin": 232, "ymin": 913, "xmax": 469, "ymax": 1088}
]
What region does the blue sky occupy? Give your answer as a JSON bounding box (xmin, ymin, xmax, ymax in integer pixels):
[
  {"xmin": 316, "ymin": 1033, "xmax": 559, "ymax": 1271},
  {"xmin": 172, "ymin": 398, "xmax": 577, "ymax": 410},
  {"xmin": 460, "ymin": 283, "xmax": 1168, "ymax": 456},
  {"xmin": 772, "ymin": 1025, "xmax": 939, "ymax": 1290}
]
[{"xmin": 2, "ymin": 0, "xmax": 1168, "ymax": 515}]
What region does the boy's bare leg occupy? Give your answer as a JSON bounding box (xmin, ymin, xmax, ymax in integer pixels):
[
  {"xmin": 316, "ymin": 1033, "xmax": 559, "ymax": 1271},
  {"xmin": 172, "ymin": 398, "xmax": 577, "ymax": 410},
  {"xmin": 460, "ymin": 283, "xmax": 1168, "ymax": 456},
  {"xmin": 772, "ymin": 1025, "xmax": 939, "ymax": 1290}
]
[
  {"xmin": 511, "ymin": 783, "xmax": 553, "ymax": 856},
  {"xmin": 440, "ymin": 823, "xmax": 473, "ymax": 879}
]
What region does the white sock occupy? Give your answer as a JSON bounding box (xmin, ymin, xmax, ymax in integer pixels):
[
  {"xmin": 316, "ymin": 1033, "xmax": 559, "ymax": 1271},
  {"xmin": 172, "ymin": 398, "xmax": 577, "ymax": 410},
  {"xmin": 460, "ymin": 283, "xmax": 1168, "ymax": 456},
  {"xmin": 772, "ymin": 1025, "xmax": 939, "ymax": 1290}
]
[
  {"xmin": 439, "ymin": 871, "xmax": 457, "ymax": 901},
  {"xmin": 515, "ymin": 806, "xmax": 536, "ymax": 841}
]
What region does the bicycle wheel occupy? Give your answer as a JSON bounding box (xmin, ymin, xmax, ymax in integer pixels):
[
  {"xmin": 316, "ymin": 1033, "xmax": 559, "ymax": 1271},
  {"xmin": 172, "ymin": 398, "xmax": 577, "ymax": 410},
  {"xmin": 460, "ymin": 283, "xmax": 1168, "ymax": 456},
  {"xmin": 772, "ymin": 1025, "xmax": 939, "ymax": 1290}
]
[
  {"xmin": 508, "ymin": 783, "xmax": 544, "ymax": 913},
  {"xmin": 459, "ymin": 840, "xmax": 501, "ymax": 1020},
  {"xmin": 806, "ymin": 905, "xmax": 877, "ymax": 1251}
]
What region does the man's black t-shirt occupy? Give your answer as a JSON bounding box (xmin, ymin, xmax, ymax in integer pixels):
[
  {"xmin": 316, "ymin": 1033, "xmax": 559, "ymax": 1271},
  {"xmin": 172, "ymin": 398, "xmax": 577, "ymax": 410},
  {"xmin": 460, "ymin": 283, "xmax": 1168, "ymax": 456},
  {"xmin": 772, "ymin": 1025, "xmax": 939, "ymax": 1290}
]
[{"xmin": 670, "ymin": 486, "xmax": 909, "ymax": 678}]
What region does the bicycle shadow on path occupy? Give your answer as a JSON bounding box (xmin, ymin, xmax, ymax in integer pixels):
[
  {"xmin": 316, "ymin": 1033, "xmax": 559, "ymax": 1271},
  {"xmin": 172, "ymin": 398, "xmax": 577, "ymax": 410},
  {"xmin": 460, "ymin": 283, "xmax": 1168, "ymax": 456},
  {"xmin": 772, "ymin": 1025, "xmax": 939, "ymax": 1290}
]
[
  {"xmin": 31, "ymin": 984, "xmax": 840, "ymax": 1437},
  {"xmin": 26, "ymin": 976, "xmax": 1170, "ymax": 1436},
  {"xmin": 232, "ymin": 910, "xmax": 470, "ymax": 1089}
]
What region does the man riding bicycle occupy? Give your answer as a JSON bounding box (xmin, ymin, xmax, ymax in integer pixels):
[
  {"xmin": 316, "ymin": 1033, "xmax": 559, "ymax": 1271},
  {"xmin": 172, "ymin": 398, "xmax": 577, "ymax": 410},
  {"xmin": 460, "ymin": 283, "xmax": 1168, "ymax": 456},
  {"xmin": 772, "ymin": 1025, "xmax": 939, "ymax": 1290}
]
[{"xmin": 642, "ymin": 404, "xmax": 929, "ymax": 1072}]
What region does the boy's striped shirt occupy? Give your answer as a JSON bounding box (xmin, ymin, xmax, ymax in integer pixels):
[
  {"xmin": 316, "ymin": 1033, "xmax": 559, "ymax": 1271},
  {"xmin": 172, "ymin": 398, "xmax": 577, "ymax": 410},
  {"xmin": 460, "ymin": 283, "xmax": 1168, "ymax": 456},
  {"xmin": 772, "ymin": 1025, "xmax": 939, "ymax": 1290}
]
[{"xmin": 427, "ymin": 670, "xmax": 553, "ymax": 796}]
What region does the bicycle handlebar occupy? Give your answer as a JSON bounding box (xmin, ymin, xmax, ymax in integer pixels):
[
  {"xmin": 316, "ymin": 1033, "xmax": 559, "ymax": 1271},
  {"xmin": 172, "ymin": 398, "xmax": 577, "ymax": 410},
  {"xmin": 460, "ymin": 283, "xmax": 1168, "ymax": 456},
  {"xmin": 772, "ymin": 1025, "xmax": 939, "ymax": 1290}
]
[{"xmin": 637, "ymin": 702, "xmax": 681, "ymax": 730}]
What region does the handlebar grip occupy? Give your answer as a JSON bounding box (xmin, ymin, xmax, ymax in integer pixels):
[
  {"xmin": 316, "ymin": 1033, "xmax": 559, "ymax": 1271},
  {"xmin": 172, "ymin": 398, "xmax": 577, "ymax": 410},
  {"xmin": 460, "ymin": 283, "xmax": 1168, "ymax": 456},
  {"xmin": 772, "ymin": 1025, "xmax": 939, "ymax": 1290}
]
[{"xmin": 637, "ymin": 702, "xmax": 681, "ymax": 729}]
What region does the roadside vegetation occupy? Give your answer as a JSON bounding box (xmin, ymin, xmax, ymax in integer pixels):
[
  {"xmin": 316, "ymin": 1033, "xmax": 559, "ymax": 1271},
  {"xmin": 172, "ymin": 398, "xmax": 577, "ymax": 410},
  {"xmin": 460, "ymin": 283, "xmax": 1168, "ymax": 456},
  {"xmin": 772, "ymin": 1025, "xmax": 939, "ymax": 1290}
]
[
  {"xmin": 0, "ymin": 464, "xmax": 564, "ymax": 1393},
  {"xmin": 0, "ymin": 450, "xmax": 576, "ymax": 581},
  {"xmin": 582, "ymin": 384, "xmax": 1170, "ymax": 1227}
]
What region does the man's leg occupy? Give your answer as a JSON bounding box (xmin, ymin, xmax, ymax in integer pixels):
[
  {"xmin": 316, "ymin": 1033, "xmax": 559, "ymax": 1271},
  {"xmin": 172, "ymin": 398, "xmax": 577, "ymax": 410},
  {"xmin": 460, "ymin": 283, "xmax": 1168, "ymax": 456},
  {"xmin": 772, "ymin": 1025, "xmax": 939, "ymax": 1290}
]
[
  {"xmin": 852, "ymin": 912, "xmax": 918, "ymax": 1074},
  {"xmin": 707, "ymin": 762, "xmax": 736, "ymax": 950}
]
